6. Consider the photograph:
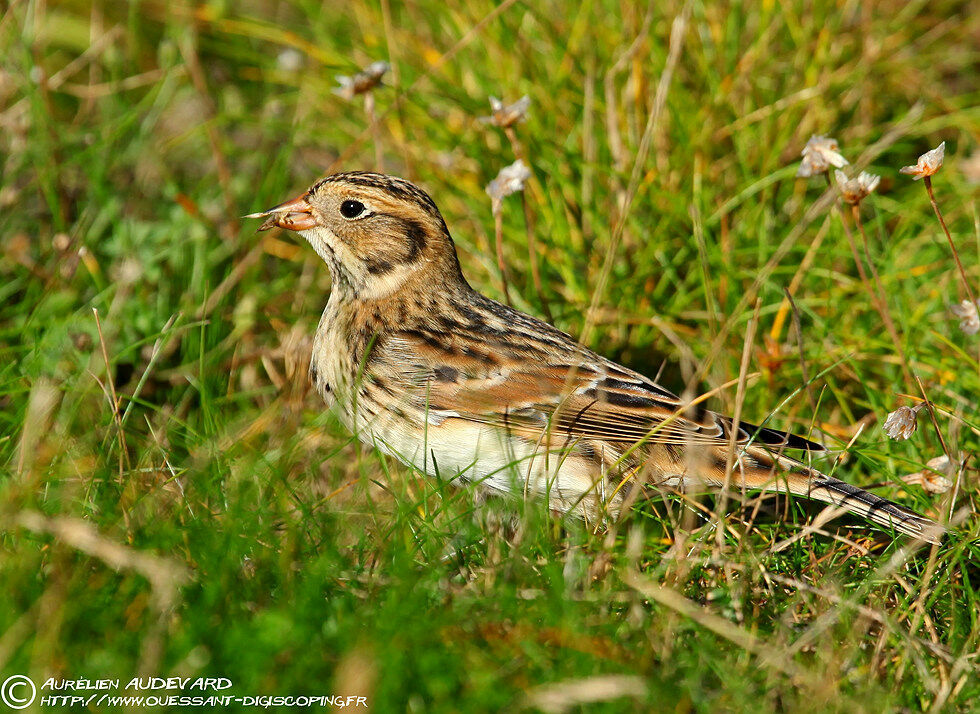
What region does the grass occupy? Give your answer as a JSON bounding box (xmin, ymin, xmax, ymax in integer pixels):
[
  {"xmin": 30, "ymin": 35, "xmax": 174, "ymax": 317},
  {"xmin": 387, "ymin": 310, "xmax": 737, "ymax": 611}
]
[{"xmin": 2, "ymin": 0, "xmax": 979, "ymax": 711}]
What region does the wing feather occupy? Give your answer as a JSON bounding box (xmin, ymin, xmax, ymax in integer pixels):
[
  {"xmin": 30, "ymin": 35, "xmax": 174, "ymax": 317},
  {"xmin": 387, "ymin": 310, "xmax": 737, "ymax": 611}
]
[{"xmin": 385, "ymin": 331, "xmax": 824, "ymax": 452}]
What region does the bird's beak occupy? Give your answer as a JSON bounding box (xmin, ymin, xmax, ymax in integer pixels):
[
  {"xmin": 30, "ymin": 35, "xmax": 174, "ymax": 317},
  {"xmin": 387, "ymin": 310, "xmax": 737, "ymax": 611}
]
[{"xmin": 245, "ymin": 193, "xmax": 317, "ymax": 232}]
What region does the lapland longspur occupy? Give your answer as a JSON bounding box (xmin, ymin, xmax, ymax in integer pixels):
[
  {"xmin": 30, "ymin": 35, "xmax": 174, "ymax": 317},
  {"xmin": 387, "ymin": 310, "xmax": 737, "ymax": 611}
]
[{"xmin": 248, "ymin": 172, "xmax": 941, "ymax": 543}]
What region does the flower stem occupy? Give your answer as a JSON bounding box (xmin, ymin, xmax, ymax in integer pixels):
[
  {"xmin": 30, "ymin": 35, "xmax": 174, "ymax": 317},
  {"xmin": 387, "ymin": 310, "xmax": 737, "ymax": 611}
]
[
  {"xmin": 492, "ymin": 207, "xmax": 512, "ymax": 305},
  {"xmin": 504, "ymin": 126, "xmax": 551, "ymax": 320},
  {"xmin": 924, "ymin": 176, "xmax": 976, "ymax": 305},
  {"xmin": 826, "ymin": 170, "xmax": 912, "ymax": 387},
  {"xmin": 521, "ymin": 193, "xmax": 551, "ymax": 321},
  {"xmin": 364, "ymin": 92, "xmax": 384, "ymax": 172}
]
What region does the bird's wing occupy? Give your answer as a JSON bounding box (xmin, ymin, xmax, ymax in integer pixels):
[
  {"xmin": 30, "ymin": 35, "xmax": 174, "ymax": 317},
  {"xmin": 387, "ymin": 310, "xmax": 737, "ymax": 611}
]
[{"xmin": 385, "ymin": 330, "xmax": 823, "ymax": 452}]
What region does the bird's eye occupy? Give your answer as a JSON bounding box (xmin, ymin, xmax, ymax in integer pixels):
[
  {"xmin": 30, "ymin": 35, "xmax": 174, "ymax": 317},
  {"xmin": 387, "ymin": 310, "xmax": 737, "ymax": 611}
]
[{"xmin": 340, "ymin": 199, "xmax": 366, "ymax": 219}]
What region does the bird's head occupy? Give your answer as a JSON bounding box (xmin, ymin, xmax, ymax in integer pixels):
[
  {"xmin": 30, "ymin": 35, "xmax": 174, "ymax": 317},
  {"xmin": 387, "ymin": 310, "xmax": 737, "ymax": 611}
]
[{"xmin": 249, "ymin": 172, "xmax": 466, "ymax": 299}]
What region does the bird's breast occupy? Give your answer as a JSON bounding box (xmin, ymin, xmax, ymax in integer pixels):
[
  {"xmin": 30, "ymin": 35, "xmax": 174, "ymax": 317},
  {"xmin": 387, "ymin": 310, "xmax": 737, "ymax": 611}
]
[{"xmin": 309, "ymin": 306, "xmax": 357, "ymax": 410}]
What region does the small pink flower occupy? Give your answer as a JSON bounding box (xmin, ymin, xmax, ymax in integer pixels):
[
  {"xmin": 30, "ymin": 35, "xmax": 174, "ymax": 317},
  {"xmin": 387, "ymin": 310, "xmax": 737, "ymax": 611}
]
[
  {"xmin": 481, "ymin": 96, "xmax": 531, "ymax": 128},
  {"xmin": 950, "ymin": 299, "xmax": 980, "ymax": 335},
  {"xmin": 901, "ymin": 455, "xmax": 954, "ymax": 494},
  {"xmin": 900, "ymin": 142, "xmax": 945, "ymax": 181},
  {"xmin": 486, "ymin": 159, "xmax": 532, "ymax": 214},
  {"xmin": 882, "ymin": 404, "xmax": 924, "ymax": 441},
  {"xmin": 797, "ymin": 135, "xmax": 849, "ymax": 178},
  {"xmin": 334, "ymin": 61, "xmax": 390, "ymax": 100},
  {"xmin": 835, "ymin": 170, "xmax": 880, "ymax": 205}
]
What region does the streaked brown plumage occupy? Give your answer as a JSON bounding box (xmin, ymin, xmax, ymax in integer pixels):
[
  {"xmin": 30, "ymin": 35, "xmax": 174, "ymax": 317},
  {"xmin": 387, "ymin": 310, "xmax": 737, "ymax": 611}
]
[{"xmin": 249, "ymin": 171, "xmax": 942, "ymax": 543}]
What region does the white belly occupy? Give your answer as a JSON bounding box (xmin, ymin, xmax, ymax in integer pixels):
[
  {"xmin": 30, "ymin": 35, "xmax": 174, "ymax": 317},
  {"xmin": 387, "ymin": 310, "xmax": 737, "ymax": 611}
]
[{"xmin": 351, "ymin": 405, "xmax": 620, "ymax": 519}]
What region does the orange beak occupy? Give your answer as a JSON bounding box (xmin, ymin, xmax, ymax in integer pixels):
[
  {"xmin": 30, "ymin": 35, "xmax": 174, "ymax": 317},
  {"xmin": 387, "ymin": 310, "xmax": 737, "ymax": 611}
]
[{"xmin": 245, "ymin": 192, "xmax": 317, "ymax": 232}]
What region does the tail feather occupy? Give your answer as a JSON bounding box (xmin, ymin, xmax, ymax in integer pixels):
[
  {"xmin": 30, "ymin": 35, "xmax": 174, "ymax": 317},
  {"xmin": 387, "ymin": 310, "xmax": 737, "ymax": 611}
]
[
  {"xmin": 702, "ymin": 448, "xmax": 944, "ymax": 543},
  {"xmin": 800, "ymin": 472, "xmax": 942, "ymax": 542}
]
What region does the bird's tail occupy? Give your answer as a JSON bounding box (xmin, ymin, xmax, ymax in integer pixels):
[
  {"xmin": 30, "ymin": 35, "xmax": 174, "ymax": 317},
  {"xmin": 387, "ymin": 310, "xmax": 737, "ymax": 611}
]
[{"xmin": 702, "ymin": 448, "xmax": 944, "ymax": 543}]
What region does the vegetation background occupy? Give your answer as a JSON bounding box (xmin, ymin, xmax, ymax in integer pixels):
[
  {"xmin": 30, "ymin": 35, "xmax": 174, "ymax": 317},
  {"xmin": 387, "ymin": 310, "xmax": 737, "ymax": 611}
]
[{"xmin": 1, "ymin": 0, "xmax": 979, "ymax": 711}]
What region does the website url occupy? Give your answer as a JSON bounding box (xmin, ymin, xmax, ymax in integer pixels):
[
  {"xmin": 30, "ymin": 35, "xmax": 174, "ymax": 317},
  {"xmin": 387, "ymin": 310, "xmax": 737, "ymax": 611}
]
[{"xmin": 40, "ymin": 695, "xmax": 368, "ymax": 708}]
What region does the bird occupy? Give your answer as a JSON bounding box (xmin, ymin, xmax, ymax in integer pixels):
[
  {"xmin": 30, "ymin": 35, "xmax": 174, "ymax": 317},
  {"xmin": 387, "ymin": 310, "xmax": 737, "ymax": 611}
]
[{"xmin": 247, "ymin": 171, "xmax": 942, "ymax": 544}]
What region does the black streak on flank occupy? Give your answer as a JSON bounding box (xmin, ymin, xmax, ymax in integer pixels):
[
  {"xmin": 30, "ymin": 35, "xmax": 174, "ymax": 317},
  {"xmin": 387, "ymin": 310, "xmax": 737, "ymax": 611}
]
[
  {"xmin": 310, "ymin": 363, "xmax": 330, "ymax": 393},
  {"xmin": 371, "ymin": 376, "xmax": 394, "ymax": 395}
]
